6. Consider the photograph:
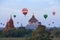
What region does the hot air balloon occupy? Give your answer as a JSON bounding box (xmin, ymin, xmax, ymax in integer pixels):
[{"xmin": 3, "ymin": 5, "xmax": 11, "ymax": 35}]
[
  {"xmin": 13, "ymin": 15, "xmax": 16, "ymax": 18},
  {"xmin": 53, "ymin": 12, "xmax": 55, "ymax": 16},
  {"xmin": 44, "ymin": 14, "xmax": 48, "ymax": 19},
  {"xmin": 22, "ymin": 8, "xmax": 28, "ymax": 16},
  {"xmin": 48, "ymin": 24, "xmax": 50, "ymax": 26},
  {"xmin": 52, "ymin": 22, "xmax": 54, "ymax": 24},
  {"xmin": 0, "ymin": 23, "xmax": 2, "ymax": 25},
  {"xmin": 3, "ymin": 24, "xmax": 4, "ymax": 26}
]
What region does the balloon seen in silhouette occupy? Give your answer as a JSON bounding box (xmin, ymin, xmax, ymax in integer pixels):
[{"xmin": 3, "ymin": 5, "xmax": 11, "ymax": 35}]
[
  {"xmin": 13, "ymin": 15, "xmax": 16, "ymax": 18},
  {"xmin": 17, "ymin": 22, "xmax": 19, "ymax": 24},
  {"xmin": 44, "ymin": 14, "xmax": 48, "ymax": 19},
  {"xmin": 48, "ymin": 24, "xmax": 50, "ymax": 26},
  {"xmin": 53, "ymin": 12, "xmax": 55, "ymax": 16},
  {"xmin": 3, "ymin": 24, "xmax": 4, "ymax": 26},
  {"xmin": 52, "ymin": 22, "xmax": 54, "ymax": 24}
]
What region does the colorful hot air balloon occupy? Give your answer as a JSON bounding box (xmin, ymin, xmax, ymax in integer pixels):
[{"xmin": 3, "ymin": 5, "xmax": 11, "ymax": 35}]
[
  {"xmin": 13, "ymin": 15, "xmax": 16, "ymax": 18},
  {"xmin": 44, "ymin": 14, "xmax": 48, "ymax": 19},
  {"xmin": 22, "ymin": 8, "xmax": 28, "ymax": 16},
  {"xmin": 53, "ymin": 12, "xmax": 55, "ymax": 16}
]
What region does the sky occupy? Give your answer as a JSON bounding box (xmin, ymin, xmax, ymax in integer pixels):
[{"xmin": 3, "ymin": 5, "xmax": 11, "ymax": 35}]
[{"xmin": 0, "ymin": 0, "xmax": 60, "ymax": 28}]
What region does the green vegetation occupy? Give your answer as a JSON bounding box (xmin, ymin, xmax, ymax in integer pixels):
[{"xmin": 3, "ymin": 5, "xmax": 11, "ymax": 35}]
[
  {"xmin": 0, "ymin": 25, "xmax": 60, "ymax": 40},
  {"xmin": 25, "ymin": 25, "xmax": 60, "ymax": 40},
  {"xmin": 0, "ymin": 38, "xmax": 25, "ymax": 40},
  {"xmin": 0, "ymin": 27, "xmax": 32, "ymax": 37}
]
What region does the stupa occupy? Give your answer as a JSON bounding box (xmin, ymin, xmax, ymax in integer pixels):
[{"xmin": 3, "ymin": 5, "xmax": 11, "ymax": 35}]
[{"xmin": 3, "ymin": 15, "xmax": 15, "ymax": 31}]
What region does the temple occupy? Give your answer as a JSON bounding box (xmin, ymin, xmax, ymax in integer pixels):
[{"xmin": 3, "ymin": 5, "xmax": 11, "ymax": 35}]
[
  {"xmin": 29, "ymin": 14, "xmax": 38, "ymax": 25},
  {"xmin": 26, "ymin": 14, "xmax": 41, "ymax": 30},
  {"xmin": 3, "ymin": 15, "xmax": 15, "ymax": 31},
  {"xmin": 2, "ymin": 14, "xmax": 41, "ymax": 31}
]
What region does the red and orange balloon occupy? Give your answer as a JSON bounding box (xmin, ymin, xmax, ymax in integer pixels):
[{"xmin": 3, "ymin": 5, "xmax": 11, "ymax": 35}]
[{"xmin": 22, "ymin": 8, "xmax": 28, "ymax": 16}]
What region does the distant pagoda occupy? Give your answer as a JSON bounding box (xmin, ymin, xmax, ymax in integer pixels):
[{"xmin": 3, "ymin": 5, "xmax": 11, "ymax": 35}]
[
  {"xmin": 29, "ymin": 14, "xmax": 39, "ymax": 25},
  {"xmin": 26, "ymin": 14, "xmax": 41, "ymax": 30},
  {"xmin": 3, "ymin": 15, "xmax": 15, "ymax": 31}
]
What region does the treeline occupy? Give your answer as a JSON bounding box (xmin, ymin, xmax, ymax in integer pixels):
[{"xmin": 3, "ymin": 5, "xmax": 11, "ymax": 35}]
[
  {"xmin": 0, "ymin": 27, "xmax": 32, "ymax": 37},
  {"xmin": 26, "ymin": 25, "xmax": 60, "ymax": 40},
  {"xmin": 0, "ymin": 25, "xmax": 60, "ymax": 40}
]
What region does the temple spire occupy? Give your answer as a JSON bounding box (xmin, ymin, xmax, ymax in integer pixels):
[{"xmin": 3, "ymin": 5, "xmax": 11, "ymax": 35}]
[
  {"xmin": 29, "ymin": 13, "xmax": 38, "ymax": 24},
  {"xmin": 10, "ymin": 15, "xmax": 12, "ymax": 19},
  {"xmin": 3, "ymin": 15, "xmax": 15, "ymax": 31}
]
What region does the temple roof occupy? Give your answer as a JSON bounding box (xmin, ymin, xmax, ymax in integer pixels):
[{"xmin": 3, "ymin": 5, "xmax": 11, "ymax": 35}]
[
  {"xmin": 29, "ymin": 14, "xmax": 38, "ymax": 23},
  {"xmin": 3, "ymin": 15, "xmax": 15, "ymax": 31},
  {"xmin": 6, "ymin": 15, "xmax": 13, "ymax": 25}
]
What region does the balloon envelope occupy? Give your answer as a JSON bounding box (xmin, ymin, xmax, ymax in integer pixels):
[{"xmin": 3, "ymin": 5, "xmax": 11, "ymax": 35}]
[
  {"xmin": 17, "ymin": 22, "xmax": 19, "ymax": 24},
  {"xmin": 3, "ymin": 24, "xmax": 4, "ymax": 26},
  {"xmin": 44, "ymin": 14, "xmax": 48, "ymax": 19},
  {"xmin": 53, "ymin": 12, "xmax": 55, "ymax": 16},
  {"xmin": 48, "ymin": 24, "xmax": 50, "ymax": 26},
  {"xmin": 22, "ymin": 8, "xmax": 28, "ymax": 16},
  {"xmin": 52, "ymin": 22, "xmax": 54, "ymax": 24},
  {"xmin": 0, "ymin": 23, "xmax": 2, "ymax": 25},
  {"xmin": 13, "ymin": 15, "xmax": 16, "ymax": 18}
]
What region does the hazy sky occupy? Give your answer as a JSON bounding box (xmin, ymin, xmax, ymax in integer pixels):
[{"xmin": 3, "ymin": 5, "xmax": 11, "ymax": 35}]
[{"xmin": 0, "ymin": 0, "xmax": 60, "ymax": 28}]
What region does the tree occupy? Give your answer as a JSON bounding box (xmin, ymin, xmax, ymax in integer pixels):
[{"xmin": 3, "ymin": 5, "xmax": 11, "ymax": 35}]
[
  {"xmin": 16, "ymin": 27, "xmax": 26, "ymax": 37},
  {"xmin": 26, "ymin": 25, "xmax": 53, "ymax": 40},
  {"xmin": 25, "ymin": 29, "xmax": 32, "ymax": 37},
  {"xmin": 49, "ymin": 27, "xmax": 60, "ymax": 38}
]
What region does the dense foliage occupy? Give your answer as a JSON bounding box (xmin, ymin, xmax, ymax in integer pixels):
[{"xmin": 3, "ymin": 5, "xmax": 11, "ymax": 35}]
[
  {"xmin": 0, "ymin": 27, "xmax": 32, "ymax": 37},
  {"xmin": 25, "ymin": 25, "xmax": 60, "ymax": 40},
  {"xmin": 0, "ymin": 25, "xmax": 60, "ymax": 40}
]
